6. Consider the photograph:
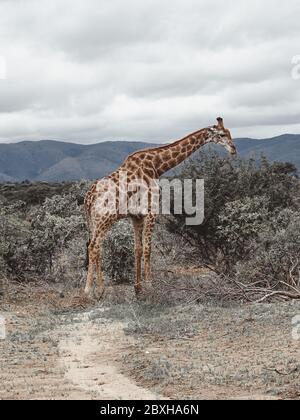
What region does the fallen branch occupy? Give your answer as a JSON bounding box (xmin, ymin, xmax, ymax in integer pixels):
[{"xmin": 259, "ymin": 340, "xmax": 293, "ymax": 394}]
[
  {"xmin": 254, "ymin": 290, "xmax": 300, "ymax": 303},
  {"xmin": 265, "ymin": 367, "xmax": 298, "ymax": 376}
]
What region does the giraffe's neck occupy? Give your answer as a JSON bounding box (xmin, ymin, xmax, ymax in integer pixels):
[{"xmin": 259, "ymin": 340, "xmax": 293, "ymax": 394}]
[{"xmin": 154, "ymin": 128, "xmax": 209, "ymax": 177}]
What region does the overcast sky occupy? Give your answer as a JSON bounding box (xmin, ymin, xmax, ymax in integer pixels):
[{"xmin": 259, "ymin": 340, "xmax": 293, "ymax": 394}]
[{"xmin": 0, "ymin": 0, "xmax": 299, "ymax": 144}]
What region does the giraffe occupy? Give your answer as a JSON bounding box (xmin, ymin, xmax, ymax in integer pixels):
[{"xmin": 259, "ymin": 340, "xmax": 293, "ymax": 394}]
[{"xmin": 84, "ymin": 117, "xmax": 236, "ymax": 298}]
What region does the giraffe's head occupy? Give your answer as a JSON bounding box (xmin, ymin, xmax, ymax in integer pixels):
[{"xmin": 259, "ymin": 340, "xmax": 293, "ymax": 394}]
[{"xmin": 207, "ymin": 117, "xmax": 237, "ymax": 156}]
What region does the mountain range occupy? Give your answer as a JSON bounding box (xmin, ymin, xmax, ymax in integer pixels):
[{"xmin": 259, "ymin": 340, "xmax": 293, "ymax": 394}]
[{"xmin": 0, "ymin": 134, "xmax": 299, "ymax": 182}]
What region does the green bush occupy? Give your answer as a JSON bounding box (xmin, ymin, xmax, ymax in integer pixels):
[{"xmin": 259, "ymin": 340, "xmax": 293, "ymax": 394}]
[
  {"xmin": 103, "ymin": 220, "xmax": 134, "ymax": 284},
  {"xmin": 0, "ymin": 185, "xmax": 87, "ymax": 283},
  {"xmin": 166, "ymin": 152, "xmax": 299, "ymax": 273},
  {"xmin": 234, "ymin": 210, "xmax": 300, "ymax": 289},
  {"xmin": 0, "ymin": 183, "xmax": 135, "ymax": 286}
]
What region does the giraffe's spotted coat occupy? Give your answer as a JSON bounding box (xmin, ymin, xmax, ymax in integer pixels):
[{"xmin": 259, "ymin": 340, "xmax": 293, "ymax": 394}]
[{"xmin": 84, "ymin": 118, "xmax": 236, "ymax": 297}]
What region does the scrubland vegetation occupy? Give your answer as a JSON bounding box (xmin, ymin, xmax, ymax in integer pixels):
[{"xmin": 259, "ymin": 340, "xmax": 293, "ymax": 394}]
[
  {"xmin": 1, "ymin": 154, "xmax": 299, "ymax": 400},
  {"xmin": 1, "ymin": 153, "xmax": 299, "ymax": 302}
]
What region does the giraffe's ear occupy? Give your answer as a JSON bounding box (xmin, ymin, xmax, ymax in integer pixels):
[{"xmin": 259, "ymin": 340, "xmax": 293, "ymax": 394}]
[{"xmin": 217, "ymin": 117, "xmax": 224, "ymax": 128}]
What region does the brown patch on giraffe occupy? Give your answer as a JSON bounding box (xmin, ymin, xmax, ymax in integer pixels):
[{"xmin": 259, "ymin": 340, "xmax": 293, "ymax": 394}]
[
  {"xmin": 90, "ymin": 183, "xmax": 97, "ymax": 193},
  {"xmin": 160, "ymin": 163, "xmax": 170, "ymax": 172},
  {"xmin": 171, "ymin": 150, "xmax": 180, "ymax": 159},
  {"xmin": 143, "ymin": 168, "xmax": 155, "ymax": 178},
  {"xmin": 109, "ymin": 173, "xmax": 118, "ymax": 183},
  {"xmin": 127, "ymin": 171, "xmax": 136, "ymax": 181},
  {"xmin": 161, "ymin": 151, "xmax": 171, "ymax": 161},
  {"xmin": 145, "ymin": 158, "xmax": 155, "ymax": 167},
  {"xmin": 129, "ymin": 161, "xmax": 140, "ymax": 171}
]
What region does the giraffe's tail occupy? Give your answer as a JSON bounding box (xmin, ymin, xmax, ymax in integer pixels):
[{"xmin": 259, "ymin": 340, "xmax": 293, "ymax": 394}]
[
  {"xmin": 85, "ymin": 205, "xmax": 92, "ymax": 271},
  {"xmin": 84, "ymin": 190, "xmax": 93, "ymax": 271},
  {"xmin": 85, "ymin": 239, "xmax": 90, "ymax": 271}
]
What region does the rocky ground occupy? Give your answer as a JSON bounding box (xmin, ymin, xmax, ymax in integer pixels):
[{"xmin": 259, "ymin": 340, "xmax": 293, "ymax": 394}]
[{"xmin": 0, "ymin": 281, "xmax": 299, "ymax": 400}]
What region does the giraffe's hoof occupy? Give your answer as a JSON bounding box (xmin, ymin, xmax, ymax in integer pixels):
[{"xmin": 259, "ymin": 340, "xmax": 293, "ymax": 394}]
[
  {"xmin": 145, "ymin": 278, "xmax": 153, "ymax": 286},
  {"xmin": 84, "ymin": 286, "xmax": 93, "ymax": 297},
  {"xmin": 94, "ymin": 287, "xmax": 105, "ymax": 300}
]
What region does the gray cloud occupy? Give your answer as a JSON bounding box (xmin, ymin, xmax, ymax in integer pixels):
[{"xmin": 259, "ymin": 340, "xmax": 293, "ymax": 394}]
[{"xmin": 0, "ymin": 0, "xmax": 299, "ymax": 143}]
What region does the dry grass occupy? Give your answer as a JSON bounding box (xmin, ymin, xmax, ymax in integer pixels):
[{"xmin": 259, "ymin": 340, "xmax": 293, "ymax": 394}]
[
  {"xmin": 1, "ymin": 279, "xmax": 299, "ymax": 400},
  {"xmin": 117, "ymin": 301, "xmax": 300, "ymax": 400}
]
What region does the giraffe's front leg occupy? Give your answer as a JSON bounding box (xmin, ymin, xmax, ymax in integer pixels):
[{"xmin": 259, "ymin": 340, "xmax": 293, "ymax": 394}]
[{"xmin": 143, "ymin": 214, "xmax": 156, "ymax": 283}]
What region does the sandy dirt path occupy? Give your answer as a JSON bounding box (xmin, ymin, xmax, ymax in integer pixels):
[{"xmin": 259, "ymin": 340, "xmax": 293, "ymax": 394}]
[
  {"xmin": 58, "ymin": 310, "xmax": 160, "ymax": 400},
  {"xmin": 0, "ymin": 307, "xmax": 161, "ymax": 400}
]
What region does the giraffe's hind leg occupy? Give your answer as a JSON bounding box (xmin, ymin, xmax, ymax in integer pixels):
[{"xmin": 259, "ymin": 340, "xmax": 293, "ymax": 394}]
[
  {"xmin": 131, "ymin": 216, "xmax": 145, "ymax": 296},
  {"xmin": 143, "ymin": 213, "xmax": 156, "ymax": 283},
  {"xmin": 85, "ymin": 236, "xmax": 98, "ymax": 296}
]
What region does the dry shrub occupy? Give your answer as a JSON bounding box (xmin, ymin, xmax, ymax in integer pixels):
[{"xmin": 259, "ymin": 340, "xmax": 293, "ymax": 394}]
[{"xmin": 103, "ymin": 220, "xmax": 135, "ymax": 284}]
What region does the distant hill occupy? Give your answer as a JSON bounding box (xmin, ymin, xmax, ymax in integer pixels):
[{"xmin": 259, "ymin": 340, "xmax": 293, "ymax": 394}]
[
  {"xmin": 0, "ymin": 140, "xmax": 157, "ymax": 182},
  {"xmin": 234, "ymin": 134, "xmax": 300, "ymax": 167},
  {"xmin": 0, "ymin": 134, "xmax": 299, "ymax": 181}
]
